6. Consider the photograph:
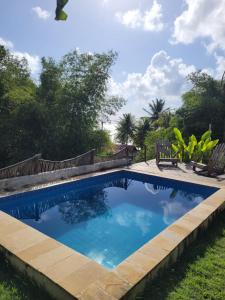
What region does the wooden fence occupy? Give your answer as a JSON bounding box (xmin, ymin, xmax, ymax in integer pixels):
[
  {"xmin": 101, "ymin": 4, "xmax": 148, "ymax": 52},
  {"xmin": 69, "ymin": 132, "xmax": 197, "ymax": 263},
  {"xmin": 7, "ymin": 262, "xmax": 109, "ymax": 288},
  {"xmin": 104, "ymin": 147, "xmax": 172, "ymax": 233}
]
[
  {"xmin": 0, "ymin": 147, "xmax": 130, "ymax": 180},
  {"xmin": 94, "ymin": 147, "xmax": 129, "ymax": 163}
]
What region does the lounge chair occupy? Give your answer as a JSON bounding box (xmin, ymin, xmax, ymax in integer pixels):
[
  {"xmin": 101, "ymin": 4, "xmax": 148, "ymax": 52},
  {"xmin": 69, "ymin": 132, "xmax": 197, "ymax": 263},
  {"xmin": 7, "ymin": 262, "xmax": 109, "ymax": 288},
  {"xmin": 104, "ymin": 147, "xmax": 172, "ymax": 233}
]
[
  {"xmin": 156, "ymin": 140, "xmax": 179, "ymax": 167},
  {"xmin": 191, "ymin": 143, "xmax": 225, "ymax": 176}
]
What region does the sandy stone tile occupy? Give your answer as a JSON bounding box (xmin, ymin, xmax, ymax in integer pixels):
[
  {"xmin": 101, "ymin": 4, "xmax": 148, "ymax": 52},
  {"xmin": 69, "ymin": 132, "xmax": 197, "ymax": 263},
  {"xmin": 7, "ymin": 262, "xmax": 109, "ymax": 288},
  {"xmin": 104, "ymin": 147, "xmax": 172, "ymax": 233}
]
[
  {"xmin": 79, "ymin": 282, "xmax": 116, "ymax": 300},
  {"xmin": 96, "ymin": 272, "xmax": 131, "ymax": 299},
  {"xmin": 167, "ymin": 223, "xmax": 192, "ymax": 237},
  {"xmin": 1, "ymin": 227, "xmax": 47, "ymax": 253},
  {"xmin": 114, "ymin": 261, "xmax": 145, "ymax": 285},
  {"xmin": 17, "ymin": 238, "xmax": 60, "ymax": 262},
  {"xmin": 29, "ymin": 245, "xmax": 75, "ymax": 272},
  {"xmin": 45, "ymin": 252, "xmax": 90, "ymax": 283},
  {"xmin": 139, "ymin": 242, "xmax": 169, "ymax": 263},
  {"xmin": 125, "ymin": 251, "xmax": 158, "ymax": 273},
  {"xmin": 59, "ymin": 262, "xmax": 108, "ymax": 296}
]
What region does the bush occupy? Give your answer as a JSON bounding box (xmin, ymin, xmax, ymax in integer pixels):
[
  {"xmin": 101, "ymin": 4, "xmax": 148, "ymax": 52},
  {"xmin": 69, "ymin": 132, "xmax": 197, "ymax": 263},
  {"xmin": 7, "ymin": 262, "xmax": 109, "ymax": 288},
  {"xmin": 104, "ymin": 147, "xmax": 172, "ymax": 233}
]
[{"xmin": 144, "ymin": 128, "xmax": 174, "ymax": 160}]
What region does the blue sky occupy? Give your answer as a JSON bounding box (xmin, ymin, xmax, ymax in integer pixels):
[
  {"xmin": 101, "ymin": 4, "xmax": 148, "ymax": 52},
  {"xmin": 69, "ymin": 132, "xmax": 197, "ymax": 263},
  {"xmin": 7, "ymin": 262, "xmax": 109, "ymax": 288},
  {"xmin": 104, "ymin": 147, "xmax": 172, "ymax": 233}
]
[{"xmin": 1, "ymin": 0, "xmax": 225, "ymax": 133}]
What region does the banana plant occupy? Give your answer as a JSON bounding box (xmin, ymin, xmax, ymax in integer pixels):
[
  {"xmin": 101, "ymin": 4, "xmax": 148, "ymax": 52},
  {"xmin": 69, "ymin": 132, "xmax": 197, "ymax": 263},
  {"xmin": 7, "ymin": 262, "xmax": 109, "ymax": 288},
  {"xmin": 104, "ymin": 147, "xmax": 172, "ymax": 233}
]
[
  {"xmin": 172, "ymin": 128, "xmax": 219, "ymax": 162},
  {"xmin": 172, "ymin": 128, "xmax": 186, "ymax": 160}
]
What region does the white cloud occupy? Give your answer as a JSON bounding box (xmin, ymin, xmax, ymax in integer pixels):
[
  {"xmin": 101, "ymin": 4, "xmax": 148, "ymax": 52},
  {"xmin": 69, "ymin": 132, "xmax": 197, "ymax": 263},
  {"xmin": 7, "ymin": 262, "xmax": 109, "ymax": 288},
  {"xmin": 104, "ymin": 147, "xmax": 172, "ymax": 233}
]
[
  {"xmin": 0, "ymin": 37, "xmax": 14, "ymax": 49},
  {"xmin": 214, "ymin": 53, "xmax": 225, "ymax": 78},
  {"xmin": 106, "ymin": 50, "xmax": 196, "ymax": 139},
  {"xmin": 109, "ymin": 50, "xmax": 196, "ymax": 113},
  {"xmin": 13, "ymin": 51, "xmax": 40, "ymax": 76},
  {"xmin": 32, "ymin": 6, "xmax": 51, "ymax": 20},
  {"xmin": 0, "ymin": 37, "xmax": 40, "ymax": 77},
  {"xmin": 116, "ymin": 0, "xmax": 164, "ymax": 32},
  {"xmin": 172, "ymin": 0, "xmax": 225, "ymax": 52}
]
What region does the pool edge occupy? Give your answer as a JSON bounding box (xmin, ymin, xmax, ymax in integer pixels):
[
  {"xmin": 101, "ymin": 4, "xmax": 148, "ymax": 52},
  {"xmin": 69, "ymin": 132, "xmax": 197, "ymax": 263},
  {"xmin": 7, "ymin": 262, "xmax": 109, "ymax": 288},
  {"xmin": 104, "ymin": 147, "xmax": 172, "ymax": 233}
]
[{"xmin": 0, "ymin": 167, "xmax": 224, "ymax": 300}]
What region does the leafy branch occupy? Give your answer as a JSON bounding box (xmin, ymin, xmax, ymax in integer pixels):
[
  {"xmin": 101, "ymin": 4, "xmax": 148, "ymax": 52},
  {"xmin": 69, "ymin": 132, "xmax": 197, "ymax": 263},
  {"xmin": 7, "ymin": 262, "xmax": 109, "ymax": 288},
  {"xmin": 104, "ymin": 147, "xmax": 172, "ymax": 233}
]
[{"xmin": 55, "ymin": 0, "xmax": 69, "ymax": 21}]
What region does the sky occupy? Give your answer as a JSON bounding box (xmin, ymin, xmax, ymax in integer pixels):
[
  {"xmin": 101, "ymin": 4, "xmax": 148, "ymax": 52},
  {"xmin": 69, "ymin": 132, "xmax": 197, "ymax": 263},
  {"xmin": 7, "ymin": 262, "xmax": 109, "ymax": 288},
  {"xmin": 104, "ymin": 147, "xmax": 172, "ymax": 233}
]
[{"xmin": 1, "ymin": 0, "xmax": 225, "ymax": 136}]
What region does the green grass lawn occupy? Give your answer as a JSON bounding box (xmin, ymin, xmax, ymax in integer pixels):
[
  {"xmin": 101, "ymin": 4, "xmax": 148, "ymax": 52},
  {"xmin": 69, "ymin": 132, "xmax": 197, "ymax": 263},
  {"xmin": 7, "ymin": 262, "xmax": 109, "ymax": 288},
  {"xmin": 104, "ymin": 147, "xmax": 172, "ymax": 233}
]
[
  {"xmin": 0, "ymin": 212, "xmax": 224, "ymax": 300},
  {"xmin": 141, "ymin": 212, "xmax": 225, "ymax": 300}
]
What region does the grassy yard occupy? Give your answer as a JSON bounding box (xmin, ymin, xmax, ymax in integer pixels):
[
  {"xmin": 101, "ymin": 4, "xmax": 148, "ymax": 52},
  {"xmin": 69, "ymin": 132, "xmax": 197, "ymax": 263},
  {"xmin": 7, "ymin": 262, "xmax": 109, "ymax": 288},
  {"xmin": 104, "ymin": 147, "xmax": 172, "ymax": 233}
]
[
  {"xmin": 0, "ymin": 255, "xmax": 53, "ymax": 300},
  {"xmin": 0, "ymin": 212, "xmax": 224, "ymax": 300},
  {"xmin": 141, "ymin": 212, "xmax": 225, "ymax": 300}
]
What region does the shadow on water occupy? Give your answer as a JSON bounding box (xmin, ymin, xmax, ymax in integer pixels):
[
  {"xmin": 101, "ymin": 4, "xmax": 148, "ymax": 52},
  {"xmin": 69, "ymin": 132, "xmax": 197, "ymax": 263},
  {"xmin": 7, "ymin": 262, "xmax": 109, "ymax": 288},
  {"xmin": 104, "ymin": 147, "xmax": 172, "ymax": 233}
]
[{"xmin": 1, "ymin": 177, "xmax": 132, "ymax": 225}]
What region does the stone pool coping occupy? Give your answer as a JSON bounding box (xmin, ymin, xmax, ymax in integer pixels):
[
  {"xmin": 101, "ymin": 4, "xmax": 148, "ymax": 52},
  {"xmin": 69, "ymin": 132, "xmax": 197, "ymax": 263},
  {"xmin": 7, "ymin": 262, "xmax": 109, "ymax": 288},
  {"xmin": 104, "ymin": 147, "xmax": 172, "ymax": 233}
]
[{"xmin": 0, "ymin": 168, "xmax": 225, "ymax": 300}]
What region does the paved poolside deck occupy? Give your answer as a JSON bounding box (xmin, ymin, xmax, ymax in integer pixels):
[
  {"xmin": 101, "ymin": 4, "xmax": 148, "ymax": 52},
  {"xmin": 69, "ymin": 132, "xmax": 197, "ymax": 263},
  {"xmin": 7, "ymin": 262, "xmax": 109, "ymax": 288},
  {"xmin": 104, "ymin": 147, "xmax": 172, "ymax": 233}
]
[
  {"xmin": 0, "ymin": 160, "xmax": 225, "ymax": 300},
  {"xmin": 129, "ymin": 160, "xmax": 225, "ymax": 188}
]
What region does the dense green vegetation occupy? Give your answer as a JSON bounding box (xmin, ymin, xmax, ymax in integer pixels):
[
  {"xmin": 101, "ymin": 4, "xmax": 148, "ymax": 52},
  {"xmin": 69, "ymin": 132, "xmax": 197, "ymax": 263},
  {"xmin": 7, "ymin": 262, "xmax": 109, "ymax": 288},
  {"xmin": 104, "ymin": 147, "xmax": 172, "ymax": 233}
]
[
  {"xmin": 0, "ymin": 45, "xmax": 124, "ymax": 168},
  {"xmin": 2, "ymin": 43, "xmax": 225, "ymax": 167},
  {"xmin": 172, "ymin": 128, "xmax": 219, "ymax": 162},
  {"xmin": 116, "ymin": 113, "xmax": 136, "ymax": 145},
  {"xmin": 116, "ymin": 72, "xmax": 225, "ymax": 163}
]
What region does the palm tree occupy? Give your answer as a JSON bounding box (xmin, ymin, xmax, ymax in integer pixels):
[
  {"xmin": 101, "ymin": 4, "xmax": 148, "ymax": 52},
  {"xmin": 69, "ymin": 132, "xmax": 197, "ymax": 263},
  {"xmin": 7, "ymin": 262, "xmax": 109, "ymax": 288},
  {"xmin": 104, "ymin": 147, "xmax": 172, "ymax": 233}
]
[
  {"xmin": 143, "ymin": 98, "xmax": 166, "ymax": 122},
  {"xmin": 134, "ymin": 117, "xmax": 151, "ymax": 148},
  {"xmin": 116, "ymin": 113, "xmax": 135, "ymax": 145}
]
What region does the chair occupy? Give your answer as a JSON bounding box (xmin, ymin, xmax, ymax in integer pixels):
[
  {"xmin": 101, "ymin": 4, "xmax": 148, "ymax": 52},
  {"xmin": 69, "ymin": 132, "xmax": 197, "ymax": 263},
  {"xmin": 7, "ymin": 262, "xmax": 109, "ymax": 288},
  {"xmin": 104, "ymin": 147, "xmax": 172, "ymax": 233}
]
[
  {"xmin": 155, "ymin": 140, "xmax": 179, "ymax": 167},
  {"xmin": 191, "ymin": 143, "xmax": 225, "ymax": 176}
]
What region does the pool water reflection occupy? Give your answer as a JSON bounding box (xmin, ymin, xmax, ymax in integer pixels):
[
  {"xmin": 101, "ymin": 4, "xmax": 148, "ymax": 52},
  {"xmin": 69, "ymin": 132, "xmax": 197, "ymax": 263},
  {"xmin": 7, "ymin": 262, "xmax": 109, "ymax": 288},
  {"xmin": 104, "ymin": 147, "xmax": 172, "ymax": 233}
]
[{"xmin": 0, "ymin": 171, "xmax": 218, "ymax": 269}]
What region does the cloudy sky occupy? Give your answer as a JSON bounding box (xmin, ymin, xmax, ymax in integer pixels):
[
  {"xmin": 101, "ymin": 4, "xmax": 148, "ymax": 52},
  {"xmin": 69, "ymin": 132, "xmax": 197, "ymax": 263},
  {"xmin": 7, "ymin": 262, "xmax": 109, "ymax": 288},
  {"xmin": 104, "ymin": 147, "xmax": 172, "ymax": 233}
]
[{"xmin": 1, "ymin": 0, "xmax": 225, "ymax": 134}]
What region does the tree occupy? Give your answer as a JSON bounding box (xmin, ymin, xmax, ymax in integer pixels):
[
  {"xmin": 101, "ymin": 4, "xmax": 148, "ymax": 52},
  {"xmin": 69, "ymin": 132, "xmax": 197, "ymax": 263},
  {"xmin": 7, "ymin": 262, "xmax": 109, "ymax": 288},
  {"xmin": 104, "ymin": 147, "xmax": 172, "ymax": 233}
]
[
  {"xmin": 134, "ymin": 117, "xmax": 151, "ymax": 148},
  {"xmin": 116, "ymin": 113, "xmax": 136, "ymax": 145},
  {"xmin": 0, "ymin": 45, "xmax": 125, "ymax": 167},
  {"xmin": 176, "ymin": 71, "xmax": 225, "ymax": 141},
  {"xmin": 143, "ymin": 98, "xmax": 166, "ymax": 122},
  {"xmin": 154, "ymin": 110, "xmax": 173, "ymax": 129},
  {"xmin": 51, "ymin": 49, "xmax": 124, "ymax": 159},
  {"xmin": 144, "ymin": 128, "xmax": 174, "ymax": 160},
  {"xmin": 0, "ymin": 46, "xmax": 38, "ymax": 166}
]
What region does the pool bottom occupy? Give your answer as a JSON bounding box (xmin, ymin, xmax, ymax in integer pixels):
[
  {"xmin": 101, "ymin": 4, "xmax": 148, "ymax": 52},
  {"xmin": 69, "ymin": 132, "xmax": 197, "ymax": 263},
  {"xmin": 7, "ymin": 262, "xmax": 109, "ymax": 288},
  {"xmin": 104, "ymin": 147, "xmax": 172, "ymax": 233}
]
[
  {"xmin": 0, "ymin": 169, "xmax": 224, "ymax": 300},
  {"xmin": 0, "ymin": 170, "xmax": 218, "ymax": 270}
]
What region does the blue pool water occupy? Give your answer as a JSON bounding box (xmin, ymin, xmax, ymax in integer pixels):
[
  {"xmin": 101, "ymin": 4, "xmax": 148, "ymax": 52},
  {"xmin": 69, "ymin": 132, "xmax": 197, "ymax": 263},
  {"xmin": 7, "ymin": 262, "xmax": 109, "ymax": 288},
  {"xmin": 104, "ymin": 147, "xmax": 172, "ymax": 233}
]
[{"xmin": 0, "ymin": 171, "xmax": 218, "ymax": 269}]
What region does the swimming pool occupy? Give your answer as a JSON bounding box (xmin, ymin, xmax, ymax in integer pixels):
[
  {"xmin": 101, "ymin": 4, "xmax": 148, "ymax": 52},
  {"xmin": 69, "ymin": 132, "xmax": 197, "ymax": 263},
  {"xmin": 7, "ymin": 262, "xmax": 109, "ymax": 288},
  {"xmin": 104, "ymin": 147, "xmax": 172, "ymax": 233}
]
[{"xmin": 0, "ymin": 170, "xmax": 218, "ymax": 269}]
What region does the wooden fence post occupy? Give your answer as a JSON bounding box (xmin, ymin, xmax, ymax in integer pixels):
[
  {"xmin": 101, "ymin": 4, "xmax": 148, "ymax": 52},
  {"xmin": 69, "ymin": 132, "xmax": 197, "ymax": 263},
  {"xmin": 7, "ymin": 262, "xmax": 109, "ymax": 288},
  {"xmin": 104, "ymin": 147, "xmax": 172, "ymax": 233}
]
[
  {"xmin": 144, "ymin": 145, "xmax": 147, "ymax": 162},
  {"xmin": 34, "ymin": 154, "xmax": 42, "ymax": 174},
  {"xmin": 91, "ymin": 149, "xmax": 96, "ymax": 164}
]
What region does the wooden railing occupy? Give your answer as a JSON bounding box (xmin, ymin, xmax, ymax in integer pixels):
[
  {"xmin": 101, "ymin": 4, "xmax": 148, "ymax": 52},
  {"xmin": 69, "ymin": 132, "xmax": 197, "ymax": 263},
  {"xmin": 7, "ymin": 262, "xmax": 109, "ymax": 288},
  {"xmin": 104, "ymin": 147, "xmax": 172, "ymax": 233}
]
[
  {"xmin": 0, "ymin": 154, "xmax": 41, "ymax": 180},
  {"xmin": 37, "ymin": 149, "xmax": 95, "ymax": 173},
  {"xmin": 0, "ymin": 147, "xmax": 130, "ymax": 180},
  {"xmin": 0, "ymin": 150, "xmax": 95, "ymax": 180},
  {"xmin": 94, "ymin": 147, "xmax": 129, "ymax": 163}
]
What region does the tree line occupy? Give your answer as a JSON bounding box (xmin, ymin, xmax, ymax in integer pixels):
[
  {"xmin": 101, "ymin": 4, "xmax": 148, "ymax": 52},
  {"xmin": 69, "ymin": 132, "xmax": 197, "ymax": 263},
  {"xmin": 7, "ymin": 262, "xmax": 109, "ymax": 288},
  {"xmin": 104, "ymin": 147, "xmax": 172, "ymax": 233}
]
[
  {"xmin": 0, "ymin": 45, "xmax": 125, "ymax": 168},
  {"xmin": 1, "ymin": 44, "xmax": 225, "ymax": 168},
  {"xmin": 116, "ymin": 72, "xmax": 225, "ymax": 161}
]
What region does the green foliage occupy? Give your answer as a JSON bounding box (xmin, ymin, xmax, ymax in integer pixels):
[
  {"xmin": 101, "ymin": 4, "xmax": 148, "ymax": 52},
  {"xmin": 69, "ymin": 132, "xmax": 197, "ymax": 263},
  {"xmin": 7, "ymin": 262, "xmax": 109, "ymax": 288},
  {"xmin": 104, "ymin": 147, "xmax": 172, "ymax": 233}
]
[
  {"xmin": 153, "ymin": 110, "xmax": 172, "ymax": 129},
  {"xmin": 144, "ymin": 128, "xmax": 174, "ymax": 160},
  {"xmin": 172, "ymin": 128, "xmax": 219, "ymax": 162},
  {"xmin": 55, "ymin": 0, "xmax": 69, "ymax": 20},
  {"xmin": 143, "ymin": 98, "xmax": 166, "ymax": 122},
  {"xmin": 0, "ymin": 46, "xmax": 125, "ymax": 167},
  {"xmin": 176, "ymin": 71, "xmax": 225, "ymax": 141},
  {"xmin": 116, "ymin": 113, "xmax": 136, "ymax": 145},
  {"xmin": 89, "ymin": 130, "xmax": 112, "ymax": 154},
  {"xmin": 134, "ymin": 117, "xmax": 151, "ymax": 148}
]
